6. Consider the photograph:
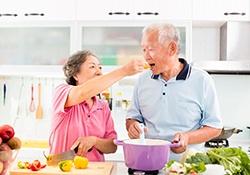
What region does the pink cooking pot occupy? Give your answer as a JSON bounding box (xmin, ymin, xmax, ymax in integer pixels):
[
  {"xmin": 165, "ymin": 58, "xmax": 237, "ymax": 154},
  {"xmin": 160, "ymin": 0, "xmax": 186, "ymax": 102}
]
[{"xmin": 114, "ymin": 138, "xmax": 180, "ymax": 171}]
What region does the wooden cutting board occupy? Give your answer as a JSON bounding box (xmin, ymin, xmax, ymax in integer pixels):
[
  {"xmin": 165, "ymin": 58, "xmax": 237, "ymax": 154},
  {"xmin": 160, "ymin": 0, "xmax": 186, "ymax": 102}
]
[{"xmin": 10, "ymin": 162, "xmax": 114, "ymax": 175}]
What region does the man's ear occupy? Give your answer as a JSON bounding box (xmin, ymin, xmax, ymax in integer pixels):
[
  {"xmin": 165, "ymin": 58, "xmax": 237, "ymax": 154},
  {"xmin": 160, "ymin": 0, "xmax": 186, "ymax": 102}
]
[{"xmin": 169, "ymin": 42, "xmax": 177, "ymax": 56}]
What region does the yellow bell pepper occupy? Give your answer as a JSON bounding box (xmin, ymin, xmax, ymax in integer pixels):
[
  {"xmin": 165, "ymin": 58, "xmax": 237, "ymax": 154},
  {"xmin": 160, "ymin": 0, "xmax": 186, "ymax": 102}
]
[
  {"xmin": 58, "ymin": 160, "xmax": 73, "ymax": 172},
  {"xmin": 73, "ymin": 156, "xmax": 89, "ymax": 169},
  {"xmin": 43, "ymin": 151, "xmax": 54, "ymax": 166},
  {"xmin": 17, "ymin": 161, "xmax": 29, "ymax": 169}
]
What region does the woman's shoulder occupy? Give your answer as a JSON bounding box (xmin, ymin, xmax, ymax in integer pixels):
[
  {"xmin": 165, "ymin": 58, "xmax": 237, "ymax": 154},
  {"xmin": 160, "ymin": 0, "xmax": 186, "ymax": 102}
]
[{"xmin": 54, "ymin": 83, "xmax": 72, "ymax": 92}]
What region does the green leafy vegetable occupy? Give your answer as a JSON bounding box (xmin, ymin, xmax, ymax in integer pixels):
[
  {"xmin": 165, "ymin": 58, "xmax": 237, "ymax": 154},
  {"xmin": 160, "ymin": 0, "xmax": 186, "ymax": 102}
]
[
  {"xmin": 186, "ymin": 152, "xmax": 212, "ymax": 164},
  {"xmin": 206, "ymin": 147, "xmax": 250, "ymax": 175}
]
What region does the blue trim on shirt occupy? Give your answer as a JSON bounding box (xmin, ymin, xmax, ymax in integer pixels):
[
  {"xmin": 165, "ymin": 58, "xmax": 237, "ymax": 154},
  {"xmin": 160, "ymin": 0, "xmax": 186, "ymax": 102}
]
[{"xmin": 151, "ymin": 58, "xmax": 191, "ymax": 80}]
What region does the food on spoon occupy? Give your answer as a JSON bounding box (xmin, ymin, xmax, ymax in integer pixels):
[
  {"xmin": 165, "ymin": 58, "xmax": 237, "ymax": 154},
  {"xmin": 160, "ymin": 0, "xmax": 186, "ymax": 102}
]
[{"xmin": 144, "ymin": 64, "xmax": 150, "ymax": 69}]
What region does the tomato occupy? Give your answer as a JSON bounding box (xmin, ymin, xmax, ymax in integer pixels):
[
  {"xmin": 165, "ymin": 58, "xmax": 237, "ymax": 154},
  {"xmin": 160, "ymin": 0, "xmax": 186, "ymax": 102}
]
[{"xmin": 189, "ymin": 170, "xmax": 199, "ymax": 175}]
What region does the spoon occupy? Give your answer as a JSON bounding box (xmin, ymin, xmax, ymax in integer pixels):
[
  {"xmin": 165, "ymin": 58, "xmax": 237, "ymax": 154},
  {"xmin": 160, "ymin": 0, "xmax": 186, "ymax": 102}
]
[
  {"xmin": 138, "ymin": 123, "xmax": 145, "ymax": 145},
  {"xmin": 29, "ymin": 83, "xmax": 35, "ymax": 112}
]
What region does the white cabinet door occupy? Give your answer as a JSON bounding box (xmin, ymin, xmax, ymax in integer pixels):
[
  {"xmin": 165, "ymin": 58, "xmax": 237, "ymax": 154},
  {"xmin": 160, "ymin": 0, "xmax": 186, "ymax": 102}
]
[
  {"xmin": 193, "ymin": 0, "xmax": 249, "ymax": 21},
  {"xmin": 162, "ymin": 0, "xmax": 192, "ymax": 21},
  {"xmin": 76, "ymin": 0, "xmax": 134, "ymax": 20},
  {"xmin": 0, "ymin": 0, "xmax": 22, "ymax": 21},
  {"xmin": 225, "ymin": 0, "xmax": 249, "ymax": 21},
  {"xmin": 0, "ymin": 0, "xmax": 76, "ymax": 21},
  {"xmin": 135, "ymin": 0, "xmax": 192, "ymax": 21},
  {"xmin": 77, "ymin": 0, "xmax": 191, "ymax": 21},
  {"xmin": 133, "ymin": 0, "xmax": 165, "ymax": 20}
]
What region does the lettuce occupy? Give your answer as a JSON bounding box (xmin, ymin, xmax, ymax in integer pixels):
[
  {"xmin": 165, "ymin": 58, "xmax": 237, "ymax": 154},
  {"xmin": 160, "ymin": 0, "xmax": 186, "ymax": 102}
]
[{"xmin": 206, "ymin": 147, "xmax": 250, "ymax": 175}]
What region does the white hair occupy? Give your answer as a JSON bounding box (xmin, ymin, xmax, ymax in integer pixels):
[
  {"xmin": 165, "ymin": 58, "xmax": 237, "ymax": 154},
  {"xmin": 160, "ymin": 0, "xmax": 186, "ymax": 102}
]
[{"xmin": 142, "ymin": 23, "xmax": 181, "ymax": 54}]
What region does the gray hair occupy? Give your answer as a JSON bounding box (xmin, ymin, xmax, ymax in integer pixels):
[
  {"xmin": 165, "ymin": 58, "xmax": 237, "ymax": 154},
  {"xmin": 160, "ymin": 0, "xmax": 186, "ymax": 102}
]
[
  {"xmin": 63, "ymin": 50, "xmax": 97, "ymax": 85},
  {"xmin": 142, "ymin": 23, "xmax": 181, "ymax": 54}
]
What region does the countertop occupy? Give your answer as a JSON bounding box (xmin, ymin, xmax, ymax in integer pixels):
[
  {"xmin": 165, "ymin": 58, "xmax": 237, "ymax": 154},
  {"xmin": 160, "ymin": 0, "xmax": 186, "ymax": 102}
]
[{"xmin": 12, "ymin": 138, "xmax": 250, "ymax": 175}]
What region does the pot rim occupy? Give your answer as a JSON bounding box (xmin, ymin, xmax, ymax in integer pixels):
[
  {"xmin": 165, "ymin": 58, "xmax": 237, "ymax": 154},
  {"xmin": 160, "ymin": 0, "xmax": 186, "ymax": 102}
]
[{"xmin": 122, "ymin": 138, "xmax": 171, "ymax": 146}]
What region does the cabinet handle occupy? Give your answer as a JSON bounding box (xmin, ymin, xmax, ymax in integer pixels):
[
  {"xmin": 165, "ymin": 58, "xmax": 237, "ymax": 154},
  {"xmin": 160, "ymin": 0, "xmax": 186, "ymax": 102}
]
[
  {"xmin": 0, "ymin": 14, "xmax": 18, "ymax": 17},
  {"xmin": 224, "ymin": 12, "xmax": 246, "ymax": 16},
  {"xmin": 109, "ymin": 12, "xmax": 130, "ymax": 15},
  {"xmin": 137, "ymin": 12, "xmax": 159, "ymax": 16},
  {"xmin": 24, "ymin": 13, "xmax": 45, "ymax": 16}
]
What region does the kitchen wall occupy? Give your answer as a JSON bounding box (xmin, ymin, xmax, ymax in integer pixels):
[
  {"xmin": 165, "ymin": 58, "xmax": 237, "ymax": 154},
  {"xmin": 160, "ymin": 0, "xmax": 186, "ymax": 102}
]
[
  {"xmin": 192, "ymin": 27, "xmax": 220, "ymax": 61},
  {"xmin": 1, "ymin": 72, "xmax": 250, "ymax": 142},
  {"xmin": 212, "ymin": 74, "xmax": 250, "ymax": 140}
]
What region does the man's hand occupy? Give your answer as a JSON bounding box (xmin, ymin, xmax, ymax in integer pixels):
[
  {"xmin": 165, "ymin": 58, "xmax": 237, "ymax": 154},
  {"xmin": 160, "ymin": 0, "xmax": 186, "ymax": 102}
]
[
  {"xmin": 126, "ymin": 119, "xmax": 148, "ymax": 139},
  {"xmin": 171, "ymin": 132, "xmax": 189, "ymax": 154}
]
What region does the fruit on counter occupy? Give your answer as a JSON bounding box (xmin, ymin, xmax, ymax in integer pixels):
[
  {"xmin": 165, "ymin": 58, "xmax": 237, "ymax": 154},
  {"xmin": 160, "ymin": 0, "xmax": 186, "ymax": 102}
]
[
  {"xmin": 73, "ymin": 155, "xmax": 89, "ymax": 169},
  {"xmin": 43, "ymin": 151, "xmax": 54, "ymax": 166},
  {"xmin": 58, "ymin": 160, "xmax": 73, "ymax": 172},
  {"xmin": 17, "ymin": 161, "xmax": 30, "ymax": 169},
  {"xmin": 0, "ymin": 143, "xmax": 11, "ymax": 152},
  {"xmin": 6, "ymin": 137, "xmax": 21, "ymax": 149},
  {"xmin": 0, "ymin": 124, "xmax": 21, "ymax": 175},
  {"xmin": 0, "ymin": 143, "xmax": 12, "ymax": 162},
  {"xmin": 0, "ymin": 124, "xmax": 15, "ymax": 142},
  {"xmin": 17, "ymin": 160, "xmax": 46, "ymax": 171}
]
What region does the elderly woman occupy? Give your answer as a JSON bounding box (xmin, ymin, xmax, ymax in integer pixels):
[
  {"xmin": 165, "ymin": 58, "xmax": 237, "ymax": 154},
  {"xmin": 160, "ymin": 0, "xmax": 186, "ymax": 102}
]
[{"xmin": 49, "ymin": 50, "xmax": 145, "ymax": 161}]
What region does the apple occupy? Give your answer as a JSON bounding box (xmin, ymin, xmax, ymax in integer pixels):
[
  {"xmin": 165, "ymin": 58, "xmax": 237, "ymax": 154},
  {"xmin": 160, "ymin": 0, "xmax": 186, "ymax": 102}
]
[
  {"xmin": 0, "ymin": 124, "xmax": 15, "ymax": 142},
  {"xmin": 0, "ymin": 144, "xmax": 12, "ymax": 162}
]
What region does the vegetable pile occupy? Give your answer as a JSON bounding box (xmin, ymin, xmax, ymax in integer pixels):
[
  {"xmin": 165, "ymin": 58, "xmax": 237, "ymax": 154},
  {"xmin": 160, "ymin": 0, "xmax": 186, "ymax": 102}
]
[
  {"xmin": 164, "ymin": 147, "xmax": 250, "ymax": 175},
  {"xmin": 17, "ymin": 160, "xmax": 46, "ymax": 171},
  {"xmin": 207, "ymin": 147, "xmax": 250, "ymax": 175}
]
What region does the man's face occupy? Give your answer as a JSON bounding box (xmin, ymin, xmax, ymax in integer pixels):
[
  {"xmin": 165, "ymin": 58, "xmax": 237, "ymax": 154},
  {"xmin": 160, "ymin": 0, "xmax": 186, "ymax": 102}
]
[{"xmin": 141, "ymin": 30, "xmax": 173, "ymax": 75}]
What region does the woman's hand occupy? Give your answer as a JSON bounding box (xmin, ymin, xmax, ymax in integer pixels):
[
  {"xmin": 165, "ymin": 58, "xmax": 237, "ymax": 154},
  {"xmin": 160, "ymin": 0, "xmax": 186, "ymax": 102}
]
[
  {"xmin": 122, "ymin": 59, "xmax": 147, "ymax": 76},
  {"xmin": 70, "ymin": 136, "xmax": 97, "ymax": 156},
  {"xmin": 171, "ymin": 132, "xmax": 189, "ymax": 154}
]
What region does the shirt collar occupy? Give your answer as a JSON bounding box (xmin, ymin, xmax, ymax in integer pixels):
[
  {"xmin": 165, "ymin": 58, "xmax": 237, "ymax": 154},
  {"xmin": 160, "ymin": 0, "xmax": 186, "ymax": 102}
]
[{"xmin": 151, "ymin": 58, "xmax": 191, "ymax": 80}]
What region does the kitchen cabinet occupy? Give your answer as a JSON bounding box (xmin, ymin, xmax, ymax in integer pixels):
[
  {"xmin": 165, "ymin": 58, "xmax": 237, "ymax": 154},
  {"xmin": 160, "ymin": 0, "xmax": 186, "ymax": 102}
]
[
  {"xmin": 0, "ymin": 23, "xmax": 74, "ymax": 65},
  {"xmin": 0, "ymin": 0, "xmax": 76, "ymax": 21},
  {"xmin": 78, "ymin": 22, "xmax": 191, "ymax": 65},
  {"xmin": 76, "ymin": 0, "xmax": 192, "ymax": 21},
  {"xmin": 193, "ymin": 0, "xmax": 250, "ymax": 22}
]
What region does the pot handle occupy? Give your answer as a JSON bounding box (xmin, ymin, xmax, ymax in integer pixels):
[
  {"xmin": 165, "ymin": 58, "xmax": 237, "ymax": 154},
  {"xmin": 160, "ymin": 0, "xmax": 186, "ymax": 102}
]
[
  {"xmin": 169, "ymin": 141, "xmax": 181, "ymax": 148},
  {"xmin": 113, "ymin": 139, "xmax": 124, "ymax": 146}
]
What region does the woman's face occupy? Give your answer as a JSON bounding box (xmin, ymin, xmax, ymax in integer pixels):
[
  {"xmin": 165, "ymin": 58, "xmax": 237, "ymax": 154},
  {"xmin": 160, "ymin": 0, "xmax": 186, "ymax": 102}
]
[{"xmin": 74, "ymin": 55, "xmax": 102, "ymax": 85}]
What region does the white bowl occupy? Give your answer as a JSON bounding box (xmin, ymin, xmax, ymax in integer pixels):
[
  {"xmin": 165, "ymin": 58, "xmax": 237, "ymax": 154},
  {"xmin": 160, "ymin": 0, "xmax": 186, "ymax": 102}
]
[{"xmin": 203, "ymin": 164, "xmax": 225, "ymax": 175}]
